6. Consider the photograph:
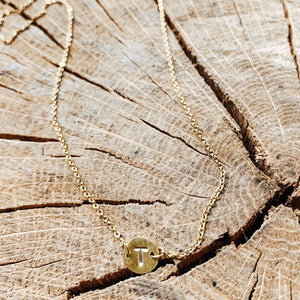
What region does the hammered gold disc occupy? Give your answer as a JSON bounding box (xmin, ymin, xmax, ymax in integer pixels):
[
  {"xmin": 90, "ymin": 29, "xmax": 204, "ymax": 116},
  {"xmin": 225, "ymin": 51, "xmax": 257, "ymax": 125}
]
[{"xmin": 123, "ymin": 237, "xmax": 159, "ymax": 274}]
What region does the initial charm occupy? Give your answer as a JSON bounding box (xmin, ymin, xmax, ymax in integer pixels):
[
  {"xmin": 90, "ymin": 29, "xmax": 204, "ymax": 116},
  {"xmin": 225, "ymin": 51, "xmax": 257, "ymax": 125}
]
[{"xmin": 123, "ymin": 237, "xmax": 159, "ymax": 274}]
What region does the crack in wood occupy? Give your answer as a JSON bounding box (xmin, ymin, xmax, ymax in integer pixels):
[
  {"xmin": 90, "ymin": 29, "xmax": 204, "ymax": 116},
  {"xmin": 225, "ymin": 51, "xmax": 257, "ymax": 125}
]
[
  {"xmin": 290, "ymin": 280, "xmax": 293, "ymax": 300},
  {"xmin": 247, "ymin": 251, "xmax": 262, "ymax": 299},
  {"xmin": 95, "ymin": 0, "xmax": 123, "ymax": 32},
  {"xmin": 84, "ymin": 147, "xmax": 147, "ymax": 173},
  {"xmin": 248, "ymin": 274, "xmax": 259, "ymax": 300},
  {"xmin": 0, "ymin": 258, "xmax": 30, "ymax": 267},
  {"xmin": 64, "ymin": 66, "xmax": 110, "ymax": 92},
  {"xmin": 140, "ymin": 118, "xmax": 207, "ymax": 157},
  {"xmin": 231, "ymin": 182, "xmax": 294, "ymax": 246},
  {"xmin": 123, "ymin": 52, "xmax": 177, "ymax": 102},
  {"xmin": 0, "ymin": 202, "xmax": 81, "ymax": 213},
  {"xmin": 0, "ymin": 0, "xmax": 64, "ymax": 49},
  {"xmin": 250, "ymin": 251, "xmax": 262, "ymax": 276},
  {"xmin": 180, "ymin": 192, "xmax": 208, "ymax": 200},
  {"xmin": 50, "ymin": 154, "xmax": 82, "ymax": 158},
  {"xmin": 0, "ymin": 82, "xmax": 33, "ymax": 101},
  {"xmin": 280, "ymin": 0, "xmax": 300, "ymax": 84},
  {"xmin": 66, "ymin": 257, "xmax": 174, "ymax": 298},
  {"xmin": 44, "ymin": 57, "xmax": 142, "ymax": 106},
  {"xmin": 91, "ymin": 198, "xmax": 171, "ymax": 206},
  {"xmin": 0, "ymin": 82, "xmax": 23, "ymax": 95},
  {"xmin": 66, "ymin": 268, "xmax": 134, "ymax": 299},
  {"xmin": 162, "ymin": 232, "xmax": 231, "ymax": 281},
  {"xmin": 231, "ymin": 0, "xmax": 248, "ymax": 41},
  {"xmin": 114, "ymin": 89, "xmax": 141, "ymax": 105},
  {"xmin": 0, "ymin": 133, "xmax": 58, "ymax": 143},
  {"xmin": 118, "ymin": 113, "xmax": 138, "ymax": 123},
  {"xmin": 286, "ymin": 177, "xmax": 300, "ymax": 210},
  {"xmin": 0, "ymin": 198, "xmax": 171, "ymax": 214},
  {"xmin": 31, "ymin": 259, "xmax": 65, "ymax": 269},
  {"xmin": 0, "ymin": 258, "xmax": 70, "ymax": 269}
]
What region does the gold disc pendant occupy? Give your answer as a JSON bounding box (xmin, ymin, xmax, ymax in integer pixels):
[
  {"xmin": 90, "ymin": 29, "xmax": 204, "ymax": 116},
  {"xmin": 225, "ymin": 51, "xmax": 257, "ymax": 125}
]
[{"xmin": 123, "ymin": 237, "xmax": 159, "ymax": 274}]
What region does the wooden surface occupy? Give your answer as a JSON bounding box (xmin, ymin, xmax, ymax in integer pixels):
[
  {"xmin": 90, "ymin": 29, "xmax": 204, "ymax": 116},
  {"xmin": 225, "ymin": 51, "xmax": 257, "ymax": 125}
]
[{"xmin": 0, "ymin": 0, "xmax": 299, "ymax": 299}]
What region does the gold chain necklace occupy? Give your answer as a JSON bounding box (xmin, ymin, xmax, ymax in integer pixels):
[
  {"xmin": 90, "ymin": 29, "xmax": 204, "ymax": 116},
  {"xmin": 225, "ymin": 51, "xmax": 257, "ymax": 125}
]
[{"xmin": 1, "ymin": 0, "xmax": 226, "ymax": 274}]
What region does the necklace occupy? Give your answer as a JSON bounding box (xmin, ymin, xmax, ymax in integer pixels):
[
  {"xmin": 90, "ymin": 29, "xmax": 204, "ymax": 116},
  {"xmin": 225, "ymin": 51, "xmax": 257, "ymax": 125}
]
[{"xmin": 1, "ymin": 0, "xmax": 226, "ymax": 274}]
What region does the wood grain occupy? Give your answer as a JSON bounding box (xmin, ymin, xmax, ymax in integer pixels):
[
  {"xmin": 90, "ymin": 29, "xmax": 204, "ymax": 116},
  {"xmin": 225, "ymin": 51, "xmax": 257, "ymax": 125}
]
[
  {"xmin": 72, "ymin": 205, "xmax": 300, "ymax": 299},
  {"xmin": 0, "ymin": 0, "xmax": 299, "ymax": 299},
  {"xmin": 163, "ymin": 0, "xmax": 300, "ymax": 185}
]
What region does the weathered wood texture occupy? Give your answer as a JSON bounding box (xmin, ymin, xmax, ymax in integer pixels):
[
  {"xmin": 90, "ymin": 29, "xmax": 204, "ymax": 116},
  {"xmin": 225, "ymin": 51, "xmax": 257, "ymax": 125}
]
[
  {"xmin": 73, "ymin": 205, "xmax": 300, "ymax": 300},
  {"xmin": 0, "ymin": 0, "xmax": 299, "ymax": 299}
]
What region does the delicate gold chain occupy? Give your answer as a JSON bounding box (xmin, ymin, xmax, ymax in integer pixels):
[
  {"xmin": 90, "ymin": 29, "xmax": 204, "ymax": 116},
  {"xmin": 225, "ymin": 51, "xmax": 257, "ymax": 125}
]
[
  {"xmin": 1, "ymin": 0, "xmax": 225, "ymax": 260},
  {"xmin": 157, "ymin": 0, "xmax": 225, "ymax": 259}
]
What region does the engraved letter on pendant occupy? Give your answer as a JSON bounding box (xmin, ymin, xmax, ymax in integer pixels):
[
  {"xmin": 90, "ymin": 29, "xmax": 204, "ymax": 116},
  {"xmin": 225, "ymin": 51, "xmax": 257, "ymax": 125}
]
[
  {"xmin": 134, "ymin": 247, "xmax": 149, "ymax": 266},
  {"xmin": 123, "ymin": 237, "xmax": 159, "ymax": 274}
]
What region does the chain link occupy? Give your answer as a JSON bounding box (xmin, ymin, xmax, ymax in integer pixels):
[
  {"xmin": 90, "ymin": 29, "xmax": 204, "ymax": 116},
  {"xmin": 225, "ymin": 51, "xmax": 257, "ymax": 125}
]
[{"xmin": 1, "ymin": 0, "xmax": 225, "ymax": 260}]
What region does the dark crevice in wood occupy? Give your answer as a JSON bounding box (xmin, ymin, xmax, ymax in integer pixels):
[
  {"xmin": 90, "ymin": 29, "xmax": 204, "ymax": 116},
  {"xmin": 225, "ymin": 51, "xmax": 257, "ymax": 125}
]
[
  {"xmin": 0, "ymin": 81, "xmax": 33, "ymax": 101},
  {"xmin": 231, "ymin": 0, "xmax": 248, "ymax": 41},
  {"xmin": 1, "ymin": 0, "xmax": 64, "ymax": 49},
  {"xmin": 118, "ymin": 113, "xmax": 138, "ymax": 123},
  {"xmin": 250, "ymin": 251, "xmax": 262, "ymax": 275},
  {"xmin": 162, "ymin": 232, "xmax": 230, "ymax": 280},
  {"xmin": 280, "ymin": 0, "xmax": 300, "ymax": 84},
  {"xmin": 290, "ymin": 281, "xmax": 293, "ymax": 300},
  {"xmin": 248, "ymin": 275, "xmax": 259, "ymax": 300},
  {"xmin": 246, "ymin": 250, "xmax": 261, "ymax": 299},
  {"xmin": 66, "ymin": 268, "xmax": 135, "ymax": 298},
  {"xmin": 287, "ymin": 193, "xmax": 300, "ymax": 210},
  {"xmin": 0, "ymin": 82, "xmax": 22, "ymax": 95},
  {"xmin": 32, "ymin": 259, "xmax": 65, "ymax": 269},
  {"xmin": 89, "ymin": 198, "xmax": 171, "ymax": 206},
  {"xmin": 1, "ymin": 258, "xmax": 70, "ymax": 270},
  {"xmin": 247, "ymin": 252, "xmax": 263, "ymax": 299},
  {"xmin": 140, "ymin": 118, "xmax": 207, "ymax": 157},
  {"xmin": 0, "ymin": 199, "xmax": 171, "ymax": 214},
  {"xmin": 64, "ymin": 66, "xmax": 110, "ymax": 92},
  {"xmin": 123, "ymin": 52, "xmax": 177, "ymax": 102},
  {"xmin": 0, "ymin": 202, "xmax": 81, "ymax": 213},
  {"xmin": 180, "ymin": 192, "xmax": 208, "ymax": 199},
  {"xmin": 32, "ymin": 20, "xmax": 64, "ymax": 49},
  {"xmin": 0, "ymin": 133, "xmax": 58, "ymax": 143},
  {"xmin": 286, "ymin": 177, "xmax": 300, "ymax": 210},
  {"xmin": 45, "ymin": 59, "xmax": 105, "ymax": 93},
  {"xmin": 231, "ymin": 182, "xmax": 295, "ymax": 246},
  {"xmin": 66, "ymin": 257, "xmax": 175, "ymax": 298},
  {"xmin": 45, "ymin": 58, "xmax": 141, "ymax": 105},
  {"xmin": 95, "ymin": 0, "xmax": 123, "ymax": 32},
  {"xmin": 154, "ymin": 0, "xmax": 286, "ymax": 186},
  {"xmin": 50, "ymin": 154, "xmax": 82, "ymax": 158},
  {"xmin": 141, "ymin": 117, "xmax": 230, "ymax": 168},
  {"xmin": 84, "ymin": 147, "xmax": 146, "ymax": 172},
  {"xmin": 0, "ymin": 258, "xmax": 30, "ymax": 267},
  {"xmin": 114, "ymin": 89, "xmax": 140, "ymax": 105}
]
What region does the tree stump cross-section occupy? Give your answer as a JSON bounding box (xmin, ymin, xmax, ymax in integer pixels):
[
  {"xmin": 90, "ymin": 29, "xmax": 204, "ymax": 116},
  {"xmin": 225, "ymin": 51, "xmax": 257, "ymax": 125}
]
[{"xmin": 0, "ymin": 0, "xmax": 299, "ymax": 299}]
